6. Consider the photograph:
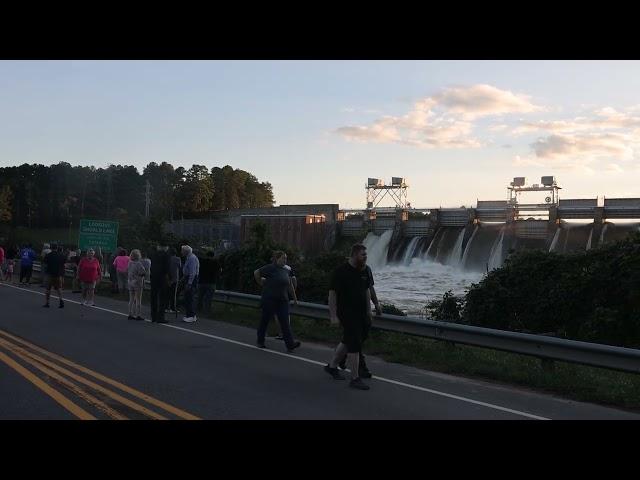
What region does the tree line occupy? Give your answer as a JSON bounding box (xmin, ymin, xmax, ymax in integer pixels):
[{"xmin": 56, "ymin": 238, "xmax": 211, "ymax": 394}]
[{"xmin": 0, "ymin": 162, "xmax": 275, "ymax": 229}]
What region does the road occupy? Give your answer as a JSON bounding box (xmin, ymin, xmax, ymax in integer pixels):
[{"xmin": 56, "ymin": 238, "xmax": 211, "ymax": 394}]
[{"xmin": 0, "ymin": 281, "xmax": 638, "ymax": 420}]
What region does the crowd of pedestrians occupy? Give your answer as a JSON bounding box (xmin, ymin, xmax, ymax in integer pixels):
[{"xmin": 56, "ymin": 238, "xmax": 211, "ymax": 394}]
[{"xmin": 1, "ymin": 238, "xmax": 381, "ymax": 391}]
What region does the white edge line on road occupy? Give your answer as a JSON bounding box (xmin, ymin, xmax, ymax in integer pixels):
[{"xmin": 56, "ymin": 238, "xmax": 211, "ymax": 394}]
[{"xmin": 1, "ymin": 282, "xmax": 550, "ymax": 420}]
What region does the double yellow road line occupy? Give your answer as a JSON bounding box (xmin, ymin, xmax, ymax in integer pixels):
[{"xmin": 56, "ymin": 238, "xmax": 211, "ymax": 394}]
[{"xmin": 0, "ymin": 328, "xmax": 200, "ymax": 420}]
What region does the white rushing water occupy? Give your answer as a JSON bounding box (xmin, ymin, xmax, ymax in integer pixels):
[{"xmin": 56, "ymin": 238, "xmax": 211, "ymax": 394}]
[
  {"xmin": 487, "ymin": 227, "xmax": 505, "ymax": 271},
  {"xmin": 549, "ymin": 228, "xmax": 560, "ymax": 252},
  {"xmin": 362, "ymin": 230, "xmax": 394, "ymax": 270},
  {"xmin": 401, "ymin": 237, "xmax": 421, "ymax": 265},
  {"xmin": 446, "ymin": 228, "xmax": 465, "ymax": 267},
  {"xmin": 460, "ymin": 225, "xmax": 479, "ymax": 267},
  {"xmin": 364, "ymin": 230, "xmax": 483, "ymax": 315}
]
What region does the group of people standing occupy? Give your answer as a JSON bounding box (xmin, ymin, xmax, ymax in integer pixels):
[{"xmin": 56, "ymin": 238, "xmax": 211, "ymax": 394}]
[{"xmin": 110, "ymin": 244, "xmax": 211, "ymax": 323}]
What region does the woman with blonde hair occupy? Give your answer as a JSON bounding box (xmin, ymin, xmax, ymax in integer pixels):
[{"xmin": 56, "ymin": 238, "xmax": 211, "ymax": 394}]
[{"xmin": 127, "ymin": 249, "xmax": 147, "ymax": 320}]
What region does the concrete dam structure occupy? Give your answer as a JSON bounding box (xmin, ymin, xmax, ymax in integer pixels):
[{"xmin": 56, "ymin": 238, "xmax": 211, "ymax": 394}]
[{"xmin": 339, "ymin": 177, "xmax": 640, "ymax": 273}]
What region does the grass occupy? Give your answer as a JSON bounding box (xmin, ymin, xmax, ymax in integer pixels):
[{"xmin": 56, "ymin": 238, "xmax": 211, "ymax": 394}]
[
  {"xmin": 210, "ymin": 303, "xmax": 640, "ymax": 411},
  {"xmin": 26, "ymin": 272, "xmax": 640, "ymax": 411}
]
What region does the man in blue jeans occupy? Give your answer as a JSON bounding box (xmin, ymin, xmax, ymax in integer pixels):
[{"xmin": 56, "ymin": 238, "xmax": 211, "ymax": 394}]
[
  {"xmin": 253, "ymin": 250, "xmax": 301, "ymax": 353},
  {"xmin": 181, "ymin": 245, "xmax": 200, "ymax": 323}
]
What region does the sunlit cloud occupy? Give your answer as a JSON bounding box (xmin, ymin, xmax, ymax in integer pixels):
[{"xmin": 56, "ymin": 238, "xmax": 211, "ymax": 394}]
[{"xmin": 335, "ymin": 84, "xmax": 543, "ymax": 149}]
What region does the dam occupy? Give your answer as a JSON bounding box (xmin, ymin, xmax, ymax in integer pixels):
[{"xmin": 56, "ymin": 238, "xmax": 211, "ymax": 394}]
[{"xmin": 338, "ymin": 176, "xmax": 640, "ymax": 273}]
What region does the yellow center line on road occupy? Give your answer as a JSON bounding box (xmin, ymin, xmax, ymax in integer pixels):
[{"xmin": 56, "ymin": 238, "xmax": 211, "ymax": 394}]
[
  {"xmin": 0, "ymin": 338, "xmax": 128, "ymax": 420},
  {"xmin": 0, "ymin": 328, "xmax": 200, "ymax": 420},
  {"xmin": 0, "ymin": 349, "xmax": 96, "ymax": 420},
  {"xmin": 0, "ymin": 335, "xmax": 169, "ymax": 420}
]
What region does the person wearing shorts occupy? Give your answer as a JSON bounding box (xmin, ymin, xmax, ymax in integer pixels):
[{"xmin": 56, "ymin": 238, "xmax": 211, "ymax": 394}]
[
  {"xmin": 113, "ymin": 249, "xmax": 130, "ymax": 294},
  {"xmin": 42, "ymin": 245, "xmax": 66, "ymax": 309},
  {"xmin": 78, "ymin": 249, "xmax": 101, "ymax": 306},
  {"xmin": 324, "ymin": 243, "xmax": 374, "ymax": 390},
  {"xmin": 4, "ymin": 258, "xmax": 14, "ymax": 282},
  {"xmin": 127, "ymin": 249, "xmax": 146, "ymax": 320}
]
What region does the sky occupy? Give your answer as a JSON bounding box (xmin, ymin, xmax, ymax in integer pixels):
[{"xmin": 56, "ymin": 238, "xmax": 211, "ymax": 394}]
[{"xmin": 1, "ymin": 60, "xmax": 639, "ymax": 209}]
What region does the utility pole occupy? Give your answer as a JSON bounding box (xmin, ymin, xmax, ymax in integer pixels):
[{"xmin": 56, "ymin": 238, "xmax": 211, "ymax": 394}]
[{"xmin": 145, "ymin": 180, "xmax": 151, "ymax": 218}]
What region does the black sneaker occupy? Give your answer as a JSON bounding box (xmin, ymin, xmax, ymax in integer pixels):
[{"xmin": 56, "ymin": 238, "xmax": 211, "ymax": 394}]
[
  {"xmin": 359, "ymin": 368, "xmax": 373, "ymax": 379},
  {"xmin": 338, "ymin": 358, "xmax": 347, "ymax": 370},
  {"xmin": 136, "ymin": 316, "xmax": 145, "ymax": 321},
  {"xmin": 286, "ymin": 341, "xmax": 301, "ymax": 353},
  {"xmin": 127, "ymin": 315, "xmax": 135, "ymax": 320},
  {"xmin": 257, "ymin": 342, "xmax": 266, "ymax": 348},
  {"xmin": 42, "ymin": 304, "xmax": 50, "ymax": 308},
  {"xmin": 324, "ymin": 364, "xmax": 346, "ymax": 380},
  {"xmin": 58, "ymin": 302, "xmax": 64, "ymax": 309},
  {"xmin": 349, "ymin": 377, "xmax": 370, "ymax": 390}
]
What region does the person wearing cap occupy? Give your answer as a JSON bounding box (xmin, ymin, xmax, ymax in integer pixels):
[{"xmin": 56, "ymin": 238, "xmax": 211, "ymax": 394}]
[{"xmin": 77, "ymin": 248, "xmax": 101, "ymax": 306}]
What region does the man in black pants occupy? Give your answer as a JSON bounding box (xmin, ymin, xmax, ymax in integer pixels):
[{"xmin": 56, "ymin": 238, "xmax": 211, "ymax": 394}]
[
  {"xmin": 149, "ymin": 244, "xmax": 171, "ymax": 323},
  {"xmin": 324, "ymin": 243, "xmax": 374, "ymax": 390},
  {"xmin": 42, "ymin": 244, "xmax": 66, "ymax": 309},
  {"xmin": 338, "ymin": 266, "xmax": 381, "ymax": 377}
]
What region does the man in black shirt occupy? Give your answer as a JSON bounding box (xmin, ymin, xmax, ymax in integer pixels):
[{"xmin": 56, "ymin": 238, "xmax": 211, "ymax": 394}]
[
  {"xmin": 149, "ymin": 244, "xmax": 171, "ymax": 323},
  {"xmin": 324, "ymin": 243, "xmax": 374, "ymax": 390},
  {"xmin": 42, "ymin": 244, "xmax": 66, "ymax": 308},
  {"xmin": 337, "ymin": 264, "xmax": 381, "ymax": 375}
]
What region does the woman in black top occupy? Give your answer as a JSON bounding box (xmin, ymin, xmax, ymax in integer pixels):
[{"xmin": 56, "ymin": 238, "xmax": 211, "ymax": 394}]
[{"xmin": 253, "ymin": 250, "xmax": 301, "ymax": 353}]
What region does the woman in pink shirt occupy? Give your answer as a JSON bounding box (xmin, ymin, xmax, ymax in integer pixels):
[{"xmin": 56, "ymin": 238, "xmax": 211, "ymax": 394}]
[
  {"xmin": 113, "ymin": 248, "xmax": 130, "ymax": 294},
  {"xmin": 78, "ymin": 249, "xmax": 102, "ymax": 306}
]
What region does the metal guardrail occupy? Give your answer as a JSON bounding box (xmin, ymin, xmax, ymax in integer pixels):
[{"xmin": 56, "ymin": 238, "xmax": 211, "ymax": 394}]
[
  {"xmin": 213, "ymin": 290, "xmax": 640, "ymax": 374},
  {"xmin": 25, "ymin": 261, "xmax": 640, "ymax": 373}
]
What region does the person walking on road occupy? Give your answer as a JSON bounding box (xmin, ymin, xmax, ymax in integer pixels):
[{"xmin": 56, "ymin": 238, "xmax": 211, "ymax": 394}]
[
  {"xmin": 77, "ymin": 248, "xmax": 101, "ymax": 306},
  {"xmin": 149, "ymin": 245, "xmax": 171, "ymax": 323},
  {"xmin": 113, "ymin": 248, "xmax": 130, "ymax": 294},
  {"xmin": 42, "ymin": 244, "xmax": 66, "ymax": 309},
  {"xmin": 180, "ymin": 245, "xmax": 200, "ymax": 323},
  {"xmin": 324, "ymin": 243, "xmax": 375, "ymax": 390},
  {"xmin": 19, "ymin": 244, "xmax": 36, "ymax": 285},
  {"xmin": 253, "ymin": 250, "xmax": 301, "ymax": 353},
  {"xmin": 272, "ymin": 262, "xmax": 298, "ymax": 341},
  {"xmin": 127, "ymin": 249, "xmax": 146, "ymax": 321},
  {"xmin": 337, "ymin": 262, "xmax": 381, "ymax": 375}
]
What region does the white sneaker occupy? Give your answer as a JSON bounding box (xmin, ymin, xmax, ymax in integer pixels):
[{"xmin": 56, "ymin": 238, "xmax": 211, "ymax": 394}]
[
  {"xmin": 81, "ymin": 301, "xmax": 87, "ymax": 306},
  {"xmin": 182, "ymin": 316, "xmax": 195, "ymax": 323}
]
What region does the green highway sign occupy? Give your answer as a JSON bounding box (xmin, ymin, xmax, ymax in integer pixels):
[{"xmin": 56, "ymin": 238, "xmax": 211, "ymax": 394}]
[{"xmin": 78, "ymin": 219, "xmax": 119, "ymax": 253}]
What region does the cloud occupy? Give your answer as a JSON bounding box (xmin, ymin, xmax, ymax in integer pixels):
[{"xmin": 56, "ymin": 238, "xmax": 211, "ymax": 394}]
[
  {"xmin": 530, "ymin": 133, "xmax": 635, "ymax": 161},
  {"xmin": 605, "ymin": 163, "xmax": 624, "ymax": 173},
  {"xmin": 335, "ymin": 84, "xmax": 543, "ymax": 149},
  {"xmin": 432, "ymin": 84, "xmax": 543, "ymax": 119}
]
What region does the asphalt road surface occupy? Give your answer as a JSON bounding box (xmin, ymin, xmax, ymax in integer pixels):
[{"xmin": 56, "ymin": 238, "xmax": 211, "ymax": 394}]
[{"xmin": 1, "ymin": 281, "xmax": 638, "ymax": 420}]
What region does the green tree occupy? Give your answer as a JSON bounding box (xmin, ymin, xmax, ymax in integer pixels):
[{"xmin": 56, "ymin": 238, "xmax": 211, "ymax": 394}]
[{"xmin": 0, "ymin": 185, "xmax": 13, "ymax": 222}]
